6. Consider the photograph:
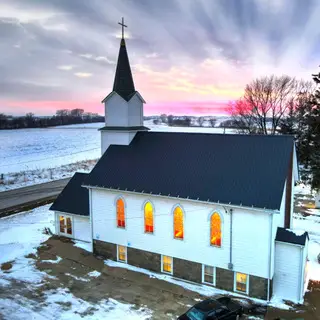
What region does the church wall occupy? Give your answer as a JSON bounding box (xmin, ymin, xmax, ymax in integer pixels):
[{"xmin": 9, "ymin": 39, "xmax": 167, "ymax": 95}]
[
  {"xmin": 104, "ymin": 93, "xmax": 128, "ymax": 126},
  {"xmin": 91, "ymin": 188, "xmax": 272, "ymax": 280},
  {"xmin": 128, "ymin": 94, "xmax": 143, "ymax": 126},
  {"xmin": 101, "ymin": 131, "xmax": 135, "ymax": 155}
]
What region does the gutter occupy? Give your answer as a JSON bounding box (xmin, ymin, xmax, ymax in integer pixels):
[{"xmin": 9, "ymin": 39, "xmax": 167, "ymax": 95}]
[
  {"xmin": 228, "ymin": 208, "xmax": 233, "ymax": 270},
  {"xmin": 89, "ymin": 188, "xmax": 94, "ymax": 253},
  {"xmin": 299, "ymin": 246, "xmax": 304, "ymax": 303},
  {"xmin": 267, "ymin": 211, "xmax": 273, "ymax": 301},
  {"xmin": 82, "ymin": 185, "xmax": 278, "ymax": 215}
]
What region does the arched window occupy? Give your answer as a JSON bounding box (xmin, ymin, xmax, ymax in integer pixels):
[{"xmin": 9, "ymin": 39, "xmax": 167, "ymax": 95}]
[
  {"xmin": 210, "ymin": 212, "xmax": 221, "ymax": 247},
  {"xmin": 144, "ymin": 201, "xmax": 154, "ymax": 233},
  {"xmin": 116, "ymin": 198, "xmax": 125, "ymax": 228},
  {"xmin": 173, "ymin": 206, "xmax": 184, "ymax": 240}
]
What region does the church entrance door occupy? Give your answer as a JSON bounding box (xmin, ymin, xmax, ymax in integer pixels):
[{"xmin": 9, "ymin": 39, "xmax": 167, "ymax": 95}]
[{"xmin": 59, "ymin": 215, "xmax": 73, "ymax": 237}]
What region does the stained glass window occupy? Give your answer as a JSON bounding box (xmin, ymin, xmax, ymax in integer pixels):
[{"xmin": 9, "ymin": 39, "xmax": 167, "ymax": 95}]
[
  {"xmin": 144, "ymin": 202, "xmax": 154, "ymax": 233},
  {"xmin": 117, "ymin": 198, "xmax": 125, "ymax": 228},
  {"xmin": 174, "ymin": 206, "xmax": 184, "ymax": 239},
  {"xmin": 162, "ymin": 255, "xmax": 172, "ymax": 274},
  {"xmin": 236, "ymin": 272, "xmax": 248, "ymax": 292},
  {"xmin": 210, "ymin": 213, "xmax": 221, "ymax": 247}
]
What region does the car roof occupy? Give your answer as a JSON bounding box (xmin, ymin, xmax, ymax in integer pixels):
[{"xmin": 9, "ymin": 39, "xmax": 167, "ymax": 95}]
[{"xmin": 194, "ymin": 299, "xmax": 223, "ymax": 312}]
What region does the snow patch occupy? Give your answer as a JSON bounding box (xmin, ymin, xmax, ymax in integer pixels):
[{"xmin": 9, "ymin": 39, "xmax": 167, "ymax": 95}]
[
  {"xmin": 87, "ymin": 270, "xmax": 101, "ymax": 278},
  {"xmin": 42, "ymin": 256, "xmax": 63, "ymax": 264},
  {"xmin": 74, "ymin": 240, "xmax": 92, "ymax": 252},
  {"xmin": 65, "ymin": 273, "xmax": 90, "ymax": 282},
  {"xmin": 286, "ymin": 228, "xmax": 306, "ymax": 236}
]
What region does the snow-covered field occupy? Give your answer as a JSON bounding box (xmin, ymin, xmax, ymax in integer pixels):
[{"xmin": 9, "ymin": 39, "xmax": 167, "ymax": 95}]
[{"xmin": 0, "ymin": 122, "xmax": 234, "ymax": 175}]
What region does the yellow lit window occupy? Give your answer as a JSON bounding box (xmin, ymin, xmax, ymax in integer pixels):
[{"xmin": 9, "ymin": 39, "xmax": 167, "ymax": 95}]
[
  {"xmin": 59, "ymin": 216, "xmax": 65, "ymax": 233},
  {"xmin": 116, "ymin": 198, "xmax": 125, "ymax": 228},
  {"xmin": 118, "ymin": 245, "xmax": 127, "ymax": 262},
  {"xmin": 210, "ymin": 212, "xmax": 221, "ymax": 247},
  {"xmin": 173, "ymin": 206, "xmax": 184, "ymax": 239},
  {"xmin": 162, "ymin": 255, "xmax": 172, "ymax": 274},
  {"xmin": 236, "ymin": 272, "xmax": 248, "ymax": 293},
  {"xmin": 144, "ymin": 202, "xmax": 154, "ymax": 233}
]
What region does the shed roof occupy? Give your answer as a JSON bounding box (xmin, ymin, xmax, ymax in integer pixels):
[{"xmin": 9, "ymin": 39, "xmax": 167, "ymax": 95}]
[
  {"xmin": 50, "ymin": 172, "xmax": 89, "ymax": 216},
  {"xmin": 276, "ymin": 227, "xmax": 308, "ymax": 245}
]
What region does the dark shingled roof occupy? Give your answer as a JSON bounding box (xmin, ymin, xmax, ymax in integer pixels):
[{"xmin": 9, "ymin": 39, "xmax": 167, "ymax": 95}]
[
  {"xmin": 112, "ymin": 38, "xmax": 135, "ymax": 101},
  {"xmin": 50, "ymin": 172, "xmax": 89, "ymax": 216},
  {"xmin": 276, "ymin": 227, "xmax": 308, "ymax": 245},
  {"xmin": 99, "ymin": 126, "xmax": 150, "ymax": 131},
  {"xmin": 83, "ymin": 132, "xmax": 295, "ymax": 211}
]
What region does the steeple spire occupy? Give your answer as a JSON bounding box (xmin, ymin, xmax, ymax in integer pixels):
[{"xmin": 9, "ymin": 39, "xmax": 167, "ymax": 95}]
[{"xmin": 113, "ymin": 17, "xmax": 136, "ymax": 101}]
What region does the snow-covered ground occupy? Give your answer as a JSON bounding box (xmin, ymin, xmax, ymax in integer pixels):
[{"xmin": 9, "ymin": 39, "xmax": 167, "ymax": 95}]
[
  {"xmin": 0, "ymin": 205, "xmax": 152, "ymax": 319},
  {"xmin": 0, "ymin": 121, "xmax": 234, "ymax": 175}
]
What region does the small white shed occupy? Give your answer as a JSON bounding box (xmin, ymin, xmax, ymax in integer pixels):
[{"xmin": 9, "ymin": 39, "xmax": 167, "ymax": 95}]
[
  {"xmin": 273, "ymin": 227, "xmax": 309, "ymax": 303},
  {"xmin": 50, "ymin": 173, "xmax": 91, "ymax": 243}
]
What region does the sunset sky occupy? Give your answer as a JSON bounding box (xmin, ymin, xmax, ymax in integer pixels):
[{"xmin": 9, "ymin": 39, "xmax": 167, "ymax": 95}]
[{"xmin": 1, "ymin": 0, "xmax": 320, "ymax": 116}]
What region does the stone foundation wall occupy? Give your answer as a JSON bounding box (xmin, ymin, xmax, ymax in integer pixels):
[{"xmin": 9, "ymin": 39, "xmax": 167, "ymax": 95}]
[
  {"xmin": 93, "ymin": 239, "xmax": 117, "ymax": 260},
  {"xmin": 249, "ymin": 275, "xmax": 269, "ymax": 300},
  {"xmin": 92, "ymin": 239, "xmax": 270, "ymax": 301},
  {"xmin": 216, "ymin": 267, "xmax": 234, "ymax": 292},
  {"xmin": 127, "ymin": 247, "xmax": 161, "ymax": 273},
  {"xmin": 173, "ymin": 257, "xmax": 202, "ymax": 283}
]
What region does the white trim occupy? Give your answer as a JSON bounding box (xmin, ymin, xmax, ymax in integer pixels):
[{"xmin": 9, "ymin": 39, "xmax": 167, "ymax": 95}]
[
  {"xmin": 117, "ymin": 245, "xmax": 127, "ymax": 263},
  {"xmin": 115, "ymin": 196, "xmax": 127, "ymax": 230},
  {"xmin": 142, "ymin": 200, "xmax": 155, "ymax": 235},
  {"xmin": 208, "ymin": 211, "xmax": 223, "ymax": 249},
  {"xmin": 172, "ymin": 204, "xmax": 185, "ymax": 241},
  {"xmin": 57, "ymin": 214, "xmax": 74, "ymax": 238},
  {"xmin": 275, "ymin": 240, "xmax": 305, "ymax": 248},
  {"xmin": 234, "ymin": 272, "xmax": 249, "ymax": 295},
  {"xmin": 89, "ymin": 189, "xmax": 94, "ymax": 252},
  {"xmin": 161, "ymin": 255, "xmax": 173, "ymax": 275},
  {"xmin": 202, "ymin": 264, "xmax": 216, "ymax": 286}
]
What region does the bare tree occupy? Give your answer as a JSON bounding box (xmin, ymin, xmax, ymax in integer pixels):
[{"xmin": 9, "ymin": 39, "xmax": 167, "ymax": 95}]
[
  {"xmin": 209, "ymin": 117, "xmax": 217, "ymax": 127},
  {"xmin": 198, "ymin": 116, "xmax": 204, "ymax": 127},
  {"xmin": 229, "ymin": 75, "xmax": 313, "ymax": 135}
]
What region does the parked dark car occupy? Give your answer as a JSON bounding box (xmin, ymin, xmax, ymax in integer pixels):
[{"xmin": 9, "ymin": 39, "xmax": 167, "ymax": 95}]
[{"xmin": 177, "ymin": 297, "xmax": 243, "ymax": 320}]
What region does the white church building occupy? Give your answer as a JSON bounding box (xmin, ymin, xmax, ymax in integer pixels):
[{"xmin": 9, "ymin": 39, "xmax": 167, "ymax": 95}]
[{"xmin": 50, "ymin": 21, "xmax": 309, "ymax": 304}]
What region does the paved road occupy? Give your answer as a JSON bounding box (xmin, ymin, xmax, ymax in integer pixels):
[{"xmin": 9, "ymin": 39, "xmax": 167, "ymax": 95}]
[{"xmin": 0, "ymin": 178, "xmax": 70, "ymax": 217}]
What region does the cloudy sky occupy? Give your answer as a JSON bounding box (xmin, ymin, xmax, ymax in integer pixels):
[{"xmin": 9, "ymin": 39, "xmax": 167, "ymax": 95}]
[{"xmin": 1, "ymin": 0, "xmax": 320, "ymax": 116}]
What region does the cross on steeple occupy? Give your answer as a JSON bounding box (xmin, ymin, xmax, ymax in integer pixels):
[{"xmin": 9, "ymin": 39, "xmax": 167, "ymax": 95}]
[{"xmin": 118, "ymin": 17, "xmax": 127, "ymax": 39}]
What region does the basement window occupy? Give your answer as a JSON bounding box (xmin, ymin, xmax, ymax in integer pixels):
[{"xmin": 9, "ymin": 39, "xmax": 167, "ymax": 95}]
[
  {"xmin": 234, "ymin": 272, "xmax": 249, "ymax": 294},
  {"xmin": 203, "ymin": 265, "xmax": 215, "ymax": 285},
  {"xmin": 117, "ymin": 245, "xmax": 127, "ymax": 263},
  {"xmin": 162, "ymin": 255, "xmax": 173, "ymax": 274}
]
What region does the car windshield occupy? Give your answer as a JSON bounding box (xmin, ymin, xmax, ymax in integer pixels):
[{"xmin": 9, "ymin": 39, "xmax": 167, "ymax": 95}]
[{"xmin": 186, "ymin": 307, "xmax": 206, "ymax": 320}]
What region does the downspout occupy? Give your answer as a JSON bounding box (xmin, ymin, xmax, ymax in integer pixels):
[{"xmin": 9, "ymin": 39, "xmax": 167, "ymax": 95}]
[
  {"xmin": 89, "ymin": 188, "xmax": 94, "ymax": 253},
  {"xmin": 267, "ymin": 212, "xmax": 273, "ymax": 301},
  {"xmin": 228, "ymin": 208, "xmax": 233, "ymax": 270}
]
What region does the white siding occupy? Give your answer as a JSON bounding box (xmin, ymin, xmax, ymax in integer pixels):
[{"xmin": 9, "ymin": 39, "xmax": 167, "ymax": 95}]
[
  {"xmin": 101, "ymin": 131, "xmax": 136, "ymax": 155},
  {"xmin": 55, "ymin": 211, "xmax": 91, "ymax": 242},
  {"xmin": 104, "ymin": 93, "xmax": 128, "ymax": 126},
  {"xmin": 128, "ymin": 94, "xmax": 143, "ymax": 126},
  {"xmin": 91, "ymin": 189, "xmax": 271, "ymax": 278},
  {"xmin": 273, "ymin": 242, "xmax": 302, "ymax": 303}
]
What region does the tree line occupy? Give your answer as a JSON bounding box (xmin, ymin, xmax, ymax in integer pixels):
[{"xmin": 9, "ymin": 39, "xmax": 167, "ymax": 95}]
[
  {"xmin": 229, "ymin": 71, "xmax": 320, "ymax": 192},
  {"xmin": 0, "ymin": 108, "xmax": 104, "ymax": 130}
]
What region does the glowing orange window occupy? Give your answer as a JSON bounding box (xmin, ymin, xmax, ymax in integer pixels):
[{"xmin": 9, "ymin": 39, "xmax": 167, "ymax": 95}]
[
  {"xmin": 210, "ymin": 212, "xmax": 221, "ymax": 247},
  {"xmin": 116, "ymin": 198, "xmax": 125, "ymax": 228},
  {"xmin": 144, "ymin": 202, "xmax": 154, "ymax": 233},
  {"xmin": 173, "ymin": 206, "xmax": 184, "ymax": 239}
]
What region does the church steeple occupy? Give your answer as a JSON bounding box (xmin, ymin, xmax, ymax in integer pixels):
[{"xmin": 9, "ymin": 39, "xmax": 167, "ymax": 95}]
[{"xmin": 112, "ymin": 18, "xmax": 136, "ymax": 101}]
